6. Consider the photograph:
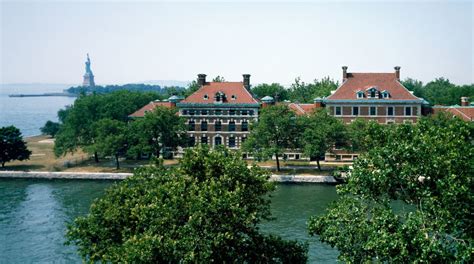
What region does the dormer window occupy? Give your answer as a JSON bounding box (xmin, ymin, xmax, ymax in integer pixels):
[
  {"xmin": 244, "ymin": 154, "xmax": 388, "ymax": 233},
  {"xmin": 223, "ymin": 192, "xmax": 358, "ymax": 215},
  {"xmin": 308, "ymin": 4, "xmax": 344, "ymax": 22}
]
[
  {"xmin": 366, "ymin": 87, "xmax": 379, "ymax": 98},
  {"xmin": 203, "ymin": 94, "xmax": 208, "ymax": 100},
  {"xmin": 231, "ymin": 95, "xmax": 237, "ymax": 100},
  {"xmin": 356, "ymin": 90, "xmax": 364, "ymax": 99},
  {"xmin": 214, "ymin": 91, "xmax": 226, "ymax": 103},
  {"xmin": 381, "ymin": 90, "xmax": 390, "ymax": 99}
]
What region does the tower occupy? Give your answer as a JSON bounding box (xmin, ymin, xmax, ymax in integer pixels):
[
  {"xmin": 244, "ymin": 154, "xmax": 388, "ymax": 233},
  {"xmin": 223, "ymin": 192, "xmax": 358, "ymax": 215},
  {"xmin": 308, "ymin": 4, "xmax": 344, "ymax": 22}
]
[{"xmin": 82, "ymin": 53, "xmax": 95, "ymax": 87}]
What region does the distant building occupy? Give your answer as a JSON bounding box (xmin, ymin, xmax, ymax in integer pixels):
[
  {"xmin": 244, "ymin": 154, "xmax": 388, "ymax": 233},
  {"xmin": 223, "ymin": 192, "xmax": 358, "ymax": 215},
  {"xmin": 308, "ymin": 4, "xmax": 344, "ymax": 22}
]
[
  {"xmin": 432, "ymin": 97, "xmax": 474, "ymax": 122},
  {"xmin": 82, "ymin": 54, "xmax": 95, "ymax": 87},
  {"xmin": 324, "ymin": 66, "xmax": 427, "ymax": 124}
]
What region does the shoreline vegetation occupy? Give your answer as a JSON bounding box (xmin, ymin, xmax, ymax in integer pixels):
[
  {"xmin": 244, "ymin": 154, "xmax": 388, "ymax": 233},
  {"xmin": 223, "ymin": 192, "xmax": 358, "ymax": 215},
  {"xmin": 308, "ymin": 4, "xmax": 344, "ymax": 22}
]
[{"xmin": 0, "ymin": 135, "xmax": 344, "ymax": 181}]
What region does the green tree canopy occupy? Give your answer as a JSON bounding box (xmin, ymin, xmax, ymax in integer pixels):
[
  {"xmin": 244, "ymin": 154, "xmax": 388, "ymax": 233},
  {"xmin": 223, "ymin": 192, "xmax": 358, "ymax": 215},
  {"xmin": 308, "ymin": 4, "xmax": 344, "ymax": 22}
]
[
  {"xmin": 0, "ymin": 126, "xmax": 31, "ymax": 168},
  {"xmin": 299, "ymin": 109, "xmax": 345, "ymax": 170},
  {"xmin": 251, "ymin": 83, "xmax": 289, "ymax": 101},
  {"xmin": 54, "ymin": 90, "xmax": 158, "ymax": 161},
  {"xmin": 212, "ymin": 75, "xmax": 226, "ymax": 82},
  {"xmin": 243, "ymin": 105, "xmax": 300, "ymax": 171},
  {"xmin": 40, "ymin": 120, "xmax": 60, "ymax": 137},
  {"xmin": 128, "ymin": 106, "xmax": 187, "ymax": 158},
  {"xmin": 288, "ymin": 76, "xmax": 338, "ymax": 103},
  {"xmin": 345, "ymin": 118, "xmax": 391, "ymax": 153},
  {"xmin": 87, "ymin": 119, "xmax": 128, "ymax": 169},
  {"xmin": 309, "ymin": 114, "xmax": 473, "ymax": 262},
  {"xmin": 66, "ymin": 146, "xmax": 308, "ymax": 263}
]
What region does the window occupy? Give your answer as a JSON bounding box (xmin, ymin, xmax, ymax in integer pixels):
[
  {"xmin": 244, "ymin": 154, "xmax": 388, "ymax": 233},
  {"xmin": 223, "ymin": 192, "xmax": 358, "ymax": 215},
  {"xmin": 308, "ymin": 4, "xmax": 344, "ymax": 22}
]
[
  {"xmin": 215, "ymin": 110, "xmax": 222, "ymax": 115},
  {"xmin": 387, "ymin": 107, "xmax": 394, "ymax": 116},
  {"xmin": 352, "ymin": 106, "xmax": 359, "ymax": 116},
  {"xmin": 241, "ymin": 121, "xmax": 248, "ymax": 131},
  {"xmin": 405, "ymin": 107, "xmax": 412, "ymax": 116},
  {"xmin": 229, "ymin": 110, "xmax": 235, "ymax": 115},
  {"xmin": 188, "ymin": 136, "xmax": 195, "ymax": 147},
  {"xmin": 241, "ymin": 110, "xmax": 248, "ymax": 115},
  {"xmin": 231, "ymin": 95, "xmax": 237, "ymax": 100},
  {"xmin": 215, "ymin": 121, "xmax": 222, "ymax": 131},
  {"xmin": 188, "ymin": 121, "xmax": 195, "ymax": 131},
  {"xmin": 214, "ymin": 136, "xmax": 222, "ymax": 146},
  {"xmin": 203, "ymin": 94, "xmax": 208, "ymax": 100},
  {"xmin": 189, "ymin": 110, "xmax": 195, "ymax": 116},
  {"xmin": 182, "ymin": 110, "xmax": 188, "ymax": 115},
  {"xmin": 249, "ymin": 110, "xmax": 254, "ymax": 116},
  {"xmin": 370, "ymin": 90, "xmax": 376, "ymax": 98},
  {"xmin": 356, "ymin": 91, "xmax": 364, "ymax": 99},
  {"xmin": 201, "ymin": 110, "xmax": 208, "ymax": 115},
  {"xmin": 228, "ymin": 137, "xmax": 236, "ymax": 147},
  {"xmin": 382, "ymin": 91, "xmax": 390, "ymax": 98},
  {"xmin": 370, "ymin": 106, "xmax": 377, "ymax": 116},
  {"xmin": 201, "ymin": 121, "xmax": 208, "ymax": 131},
  {"xmin": 201, "ymin": 136, "xmax": 208, "ymax": 144},
  {"xmin": 335, "ymin": 106, "xmax": 342, "ymax": 116},
  {"xmin": 229, "ymin": 121, "xmax": 235, "ymax": 131}
]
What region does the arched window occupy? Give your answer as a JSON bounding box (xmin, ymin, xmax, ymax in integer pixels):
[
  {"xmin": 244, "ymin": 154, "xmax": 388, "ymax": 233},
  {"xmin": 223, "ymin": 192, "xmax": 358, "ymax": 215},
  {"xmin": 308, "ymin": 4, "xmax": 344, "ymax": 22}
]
[
  {"xmin": 214, "ymin": 136, "xmax": 222, "ymax": 146},
  {"xmin": 370, "ymin": 89, "xmax": 376, "ymax": 98},
  {"xmin": 215, "ymin": 121, "xmax": 222, "ymax": 131},
  {"xmin": 188, "ymin": 120, "xmax": 195, "ymax": 131},
  {"xmin": 229, "ymin": 121, "xmax": 235, "ymax": 131},
  {"xmin": 241, "ymin": 121, "xmax": 248, "ymax": 131},
  {"xmin": 201, "ymin": 121, "xmax": 208, "ymax": 131}
]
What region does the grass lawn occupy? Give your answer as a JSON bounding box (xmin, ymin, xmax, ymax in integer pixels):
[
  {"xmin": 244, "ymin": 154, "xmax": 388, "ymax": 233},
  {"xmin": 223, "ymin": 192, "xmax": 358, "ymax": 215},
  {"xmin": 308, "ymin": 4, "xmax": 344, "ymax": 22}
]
[{"xmin": 1, "ymin": 135, "xmax": 346, "ymax": 175}]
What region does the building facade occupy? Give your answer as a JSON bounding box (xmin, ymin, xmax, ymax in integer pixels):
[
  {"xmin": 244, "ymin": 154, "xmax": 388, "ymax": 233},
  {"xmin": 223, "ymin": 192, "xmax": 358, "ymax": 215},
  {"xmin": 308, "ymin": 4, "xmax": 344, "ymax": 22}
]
[
  {"xmin": 324, "ymin": 66, "xmax": 426, "ymax": 124},
  {"xmin": 176, "ymin": 74, "xmax": 259, "ymax": 149}
]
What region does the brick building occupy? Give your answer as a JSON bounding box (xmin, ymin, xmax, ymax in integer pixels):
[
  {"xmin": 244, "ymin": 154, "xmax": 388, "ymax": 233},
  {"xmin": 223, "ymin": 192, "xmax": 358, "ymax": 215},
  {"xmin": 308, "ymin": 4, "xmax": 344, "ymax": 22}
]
[
  {"xmin": 324, "ymin": 66, "xmax": 427, "ymax": 124},
  {"xmin": 176, "ymin": 74, "xmax": 259, "ymax": 149},
  {"xmin": 432, "ymin": 97, "xmax": 474, "ymax": 122}
]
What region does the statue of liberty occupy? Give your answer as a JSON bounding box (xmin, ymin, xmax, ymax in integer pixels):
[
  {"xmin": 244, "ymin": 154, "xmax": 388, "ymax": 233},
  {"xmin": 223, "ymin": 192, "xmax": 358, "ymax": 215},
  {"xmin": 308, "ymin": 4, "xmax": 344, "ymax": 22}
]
[{"xmin": 82, "ymin": 53, "xmax": 95, "ymax": 86}]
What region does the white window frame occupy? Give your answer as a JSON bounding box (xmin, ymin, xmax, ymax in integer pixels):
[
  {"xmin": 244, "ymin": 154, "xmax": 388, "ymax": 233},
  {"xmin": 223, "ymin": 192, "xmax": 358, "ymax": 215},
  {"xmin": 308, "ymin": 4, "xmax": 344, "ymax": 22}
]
[
  {"xmin": 335, "ymin": 106, "xmax": 342, "ymax": 116},
  {"xmin": 387, "ymin": 106, "xmax": 394, "ymax": 116},
  {"xmin": 405, "ymin": 106, "xmax": 412, "ymax": 116},
  {"xmin": 369, "ymin": 106, "xmax": 377, "ymax": 116},
  {"xmin": 352, "ymin": 106, "xmax": 359, "ymax": 116}
]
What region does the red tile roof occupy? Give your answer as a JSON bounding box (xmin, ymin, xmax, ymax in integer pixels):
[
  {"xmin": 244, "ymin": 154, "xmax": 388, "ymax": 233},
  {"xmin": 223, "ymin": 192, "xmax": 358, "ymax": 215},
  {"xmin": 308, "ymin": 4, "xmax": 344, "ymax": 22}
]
[
  {"xmin": 181, "ymin": 82, "xmax": 259, "ymax": 104},
  {"xmin": 288, "ymin": 103, "xmax": 320, "ymax": 115},
  {"xmin": 432, "ymin": 106, "xmax": 474, "ymax": 122},
  {"xmin": 129, "ymin": 101, "xmax": 174, "ymax": 118},
  {"xmin": 327, "ymin": 73, "xmax": 420, "ymax": 100}
]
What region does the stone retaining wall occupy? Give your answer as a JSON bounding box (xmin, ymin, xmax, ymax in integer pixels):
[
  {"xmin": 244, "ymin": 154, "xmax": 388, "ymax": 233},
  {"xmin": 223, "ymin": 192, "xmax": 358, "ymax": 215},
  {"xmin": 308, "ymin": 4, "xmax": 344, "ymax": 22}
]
[{"xmin": 0, "ymin": 171, "xmax": 337, "ymax": 183}]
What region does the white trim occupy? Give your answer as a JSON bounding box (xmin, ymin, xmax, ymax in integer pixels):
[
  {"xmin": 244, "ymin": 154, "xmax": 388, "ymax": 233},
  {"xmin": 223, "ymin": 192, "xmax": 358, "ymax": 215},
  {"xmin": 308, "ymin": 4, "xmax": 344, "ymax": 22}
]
[
  {"xmin": 387, "ymin": 106, "xmax": 394, "ymax": 116},
  {"xmin": 334, "ymin": 106, "xmax": 342, "ymax": 116},
  {"xmin": 352, "ymin": 106, "xmax": 359, "ymax": 116},
  {"xmin": 369, "ymin": 106, "xmax": 377, "ymax": 116},
  {"xmin": 405, "ymin": 106, "xmax": 412, "ymax": 116}
]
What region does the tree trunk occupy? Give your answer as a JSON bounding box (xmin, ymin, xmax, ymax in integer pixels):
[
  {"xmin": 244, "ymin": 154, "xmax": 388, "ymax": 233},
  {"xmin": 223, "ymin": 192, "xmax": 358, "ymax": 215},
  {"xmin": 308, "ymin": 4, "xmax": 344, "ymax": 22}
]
[
  {"xmin": 275, "ymin": 153, "xmax": 281, "ymax": 172},
  {"xmin": 155, "ymin": 148, "xmax": 160, "ymax": 158},
  {"xmin": 317, "ymin": 158, "xmax": 321, "ymax": 171},
  {"xmin": 115, "ymin": 154, "xmax": 120, "ymax": 170},
  {"xmin": 94, "ymin": 152, "xmax": 99, "ymax": 163},
  {"xmin": 1, "ymin": 162, "xmax": 4, "ymax": 168}
]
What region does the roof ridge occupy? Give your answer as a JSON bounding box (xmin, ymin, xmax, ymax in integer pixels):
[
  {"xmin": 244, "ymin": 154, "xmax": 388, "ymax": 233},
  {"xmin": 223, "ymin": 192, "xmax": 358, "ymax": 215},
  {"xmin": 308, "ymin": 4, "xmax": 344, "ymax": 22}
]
[{"xmin": 452, "ymin": 108, "xmax": 471, "ymax": 120}]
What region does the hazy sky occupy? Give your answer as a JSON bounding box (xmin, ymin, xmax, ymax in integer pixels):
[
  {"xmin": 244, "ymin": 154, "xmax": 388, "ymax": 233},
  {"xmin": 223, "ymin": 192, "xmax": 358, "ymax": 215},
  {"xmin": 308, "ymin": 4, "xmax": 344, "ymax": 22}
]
[{"xmin": 1, "ymin": 1, "xmax": 473, "ymax": 86}]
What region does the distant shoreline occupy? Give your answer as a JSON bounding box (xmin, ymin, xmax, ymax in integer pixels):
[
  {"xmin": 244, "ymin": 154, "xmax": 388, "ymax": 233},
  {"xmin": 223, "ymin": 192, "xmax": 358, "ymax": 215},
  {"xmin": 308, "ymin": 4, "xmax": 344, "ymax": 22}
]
[{"xmin": 8, "ymin": 92, "xmax": 77, "ymax": 98}]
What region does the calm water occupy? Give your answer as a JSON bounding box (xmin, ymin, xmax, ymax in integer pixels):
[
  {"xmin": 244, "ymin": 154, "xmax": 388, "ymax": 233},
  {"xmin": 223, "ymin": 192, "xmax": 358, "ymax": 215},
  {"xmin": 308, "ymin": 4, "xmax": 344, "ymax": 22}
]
[
  {"xmin": 0, "ymin": 84, "xmax": 75, "ymax": 137},
  {"xmin": 0, "ymin": 180, "xmax": 339, "ymax": 263}
]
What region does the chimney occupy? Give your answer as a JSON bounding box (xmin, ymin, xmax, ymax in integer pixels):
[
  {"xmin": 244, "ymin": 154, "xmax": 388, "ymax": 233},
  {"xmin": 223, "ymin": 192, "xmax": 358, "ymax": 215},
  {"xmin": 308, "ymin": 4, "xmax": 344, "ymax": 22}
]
[
  {"xmin": 197, "ymin": 74, "xmax": 207, "ymax": 86},
  {"xmin": 342, "ymin": 66, "xmax": 348, "ymax": 82},
  {"xmin": 313, "ymin": 97, "xmax": 324, "ymax": 108},
  {"xmin": 243, "ymin": 74, "xmax": 251, "ymax": 90},
  {"xmin": 394, "ymin": 66, "xmax": 401, "ymax": 80},
  {"xmin": 461, "ymin": 97, "xmax": 469, "ymax": 106}
]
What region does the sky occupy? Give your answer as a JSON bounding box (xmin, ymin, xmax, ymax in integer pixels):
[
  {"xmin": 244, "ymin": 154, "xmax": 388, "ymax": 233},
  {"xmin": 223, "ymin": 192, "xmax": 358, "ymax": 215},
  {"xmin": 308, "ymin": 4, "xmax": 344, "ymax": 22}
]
[{"xmin": 1, "ymin": 0, "xmax": 473, "ymax": 86}]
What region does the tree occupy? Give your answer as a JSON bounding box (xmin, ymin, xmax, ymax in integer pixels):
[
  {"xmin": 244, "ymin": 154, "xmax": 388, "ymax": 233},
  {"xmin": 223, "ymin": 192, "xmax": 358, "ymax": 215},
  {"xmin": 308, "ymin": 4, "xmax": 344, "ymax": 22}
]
[
  {"xmin": 212, "ymin": 75, "xmax": 226, "ymax": 82},
  {"xmin": 66, "ymin": 146, "xmax": 308, "ymax": 263},
  {"xmin": 87, "ymin": 119, "xmax": 128, "ymax": 169},
  {"xmin": 345, "ymin": 118, "xmax": 391, "ymax": 153},
  {"xmin": 0, "ymin": 126, "xmax": 31, "ymax": 168},
  {"xmin": 128, "ymin": 106, "xmax": 187, "ymax": 158},
  {"xmin": 251, "ymin": 83, "xmax": 289, "ymax": 101},
  {"xmin": 288, "ymin": 76, "xmax": 338, "ymax": 103},
  {"xmin": 308, "ymin": 114, "xmax": 473, "ymax": 262},
  {"xmin": 299, "ymin": 109, "xmax": 345, "ymax": 170},
  {"xmin": 40, "ymin": 120, "xmax": 60, "ymax": 137},
  {"xmin": 184, "ymin": 80, "xmax": 200, "ymax": 97},
  {"xmin": 54, "ymin": 91, "xmax": 158, "ymax": 161},
  {"xmin": 243, "ymin": 105, "xmax": 300, "ymax": 171}
]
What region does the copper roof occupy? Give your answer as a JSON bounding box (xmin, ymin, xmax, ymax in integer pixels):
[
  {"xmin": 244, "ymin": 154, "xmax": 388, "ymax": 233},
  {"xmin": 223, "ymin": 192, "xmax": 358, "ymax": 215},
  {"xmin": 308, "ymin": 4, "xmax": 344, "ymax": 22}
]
[
  {"xmin": 327, "ymin": 72, "xmax": 420, "ymax": 101},
  {"xmin": 129, "ymin": 101, "xmax": 174, "ymax": 118},
  {"xmin": 181, "ymin": 82, "xmax": 259, "ymax": 104}
]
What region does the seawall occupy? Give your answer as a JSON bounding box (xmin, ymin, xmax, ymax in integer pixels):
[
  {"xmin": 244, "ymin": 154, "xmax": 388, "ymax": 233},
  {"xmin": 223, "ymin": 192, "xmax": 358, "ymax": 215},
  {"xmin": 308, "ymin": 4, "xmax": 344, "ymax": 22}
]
[{"xmin": 0, "ymin": 171, "xmax": 337, "ymax": 183}]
